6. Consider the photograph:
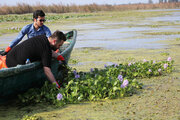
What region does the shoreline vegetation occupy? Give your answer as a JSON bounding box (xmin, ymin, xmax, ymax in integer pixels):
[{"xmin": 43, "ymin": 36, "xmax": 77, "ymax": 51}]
[{"xmin": 0, "ymin": 2, "xmax": 180, "ymax": 15}]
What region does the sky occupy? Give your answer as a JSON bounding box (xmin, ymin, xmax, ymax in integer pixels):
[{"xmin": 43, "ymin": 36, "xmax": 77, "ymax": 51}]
[{"xmin": 0, "ymin": 0, "xmax": 159, "ymax": 6}]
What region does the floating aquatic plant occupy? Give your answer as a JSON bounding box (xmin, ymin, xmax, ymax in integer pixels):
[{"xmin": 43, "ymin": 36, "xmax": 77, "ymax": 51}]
[
  {"xmin": 18, "ymin": 57, "xmax": 174, "ymax": 107},
  {"xmin": 121, "ymin": 79, "xmax": 129, "ymax": 88},
  {"xmin": 57, "ymin": 93, "xmax": 63, "ymax": 101}
]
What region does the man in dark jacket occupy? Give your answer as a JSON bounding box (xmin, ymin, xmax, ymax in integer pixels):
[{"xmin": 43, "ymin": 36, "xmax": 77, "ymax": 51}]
[{"xmin": 5, "ymin": 30, "xmax": 66, "ymax": 88}]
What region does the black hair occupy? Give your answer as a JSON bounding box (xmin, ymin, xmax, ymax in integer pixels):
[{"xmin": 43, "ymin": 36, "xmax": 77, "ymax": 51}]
[
  {"xmin": 50, "ymin": 30, "xmax": 66, "ymax": 42},
  {"xmin": 33, "ymin": 10, "xmax": 45, "ymax": 19}
]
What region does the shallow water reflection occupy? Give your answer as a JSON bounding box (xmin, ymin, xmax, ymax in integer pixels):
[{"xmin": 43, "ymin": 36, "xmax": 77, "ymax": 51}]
[
  {"xmin": 148, "ymin": 11, "xmax": 180, "ymax": 22},
  {"xmin": 76, "ymin": 38, "xmax": 166, "ymax": 50},
  {"xmin": 73, "ymin": 9, "xmax": 180, "ymax": 50}
]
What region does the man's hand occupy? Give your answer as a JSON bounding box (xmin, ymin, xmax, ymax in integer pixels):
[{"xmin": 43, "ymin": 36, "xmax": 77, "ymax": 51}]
[
  {"xmin": 1, "ymin": 46, "xmax": 11, "ymax": 56},
  {"xmin": 44, "ymin": 67, "xmax": 59, "ymax": 88},
  {"xmin": 0, "ymin": 51, "xmax": 8, "ymax": 56},
  {"xmin": 53, "ymin": 81, "xmax": 60, "ymax": 88}
]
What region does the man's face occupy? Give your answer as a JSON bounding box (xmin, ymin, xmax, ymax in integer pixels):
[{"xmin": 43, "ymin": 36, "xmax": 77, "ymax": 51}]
[
  {"xmin": 34, "ymin": 16, "xmax": 46, "ymax": 27},
  {"xmin": 51, "ymin": 40, "xmax": 64, "ymax": 51}
]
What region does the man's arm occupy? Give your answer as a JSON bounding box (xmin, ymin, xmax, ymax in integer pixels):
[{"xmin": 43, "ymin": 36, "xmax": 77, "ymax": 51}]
[
  {"xmin": 44, "ymin": 25, "xmax": 52, "ymax": 38},
  {"xmin": 1, "ymin": 26, "xmax": 28, "ymax": 56},
  {"xmin": 9, "ymin": 25, "xmax": 28, "ymax": 48},
  {"xmin": 43, "ymin": 66, "xmax": 56, "ymax": 83},
  {"xmin": 43, "ymin": 66, "xmax": 60, "ymax": 88},
  {"xmin": 52, "ymin": 50, "xmax": 58, "ymax": 58}
]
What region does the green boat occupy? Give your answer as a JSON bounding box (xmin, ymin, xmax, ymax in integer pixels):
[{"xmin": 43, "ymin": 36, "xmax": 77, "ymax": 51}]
[{"xmin": 0, "ymin": 30, "xmax": 77, "ymax": 102}]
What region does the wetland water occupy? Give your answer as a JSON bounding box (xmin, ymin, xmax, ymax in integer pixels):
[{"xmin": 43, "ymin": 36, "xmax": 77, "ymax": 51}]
[
  {"xmin": 0, "ymin": 9, "xmax": 180, "ymax": 50},
  {"xmin": 0, "ymin": 9, "xmax": 180, "ymax": 120},
  {"xmin": 69, "ymin": 9, "xmax": 180, "ymax": 50}
]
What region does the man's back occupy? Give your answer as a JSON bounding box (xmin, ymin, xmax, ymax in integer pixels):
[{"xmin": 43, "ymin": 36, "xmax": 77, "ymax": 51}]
[{"xmin": 6, "ymin": 35, "xmax": 52, "ymax": 68}]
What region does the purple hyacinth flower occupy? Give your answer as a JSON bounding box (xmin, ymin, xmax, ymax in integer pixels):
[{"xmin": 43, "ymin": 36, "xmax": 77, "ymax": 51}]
[
  {"xmin": 118, "ymin": 75, "xmax": 123, "ymax": 82},
  {"xmin": 90, "ymin": 68, "xmax": 94, "ymax": 72},
  {"xmin": 167, "ymin": 57, "xmax": 172, "ymax": 62},
  {"xmin": 73, "ymin": 70, "xmax": 77, "ymax": 75},
  {"xmin": 104, "ymin": 64, "xmax": 107, "ymax": 68},
  {"xmin": 164, "ymin": 64, "xmax": 168, "ymax": 69},
  {"xmin": 128, "ymin": 63, "xmax": 132, "ymax": 66},
  {"xmin": 148, "ymin": 69, "xmax": 152, "ymax": 72},
  {"xmin": 153, "ymin": 61, "xmax": 156, "ymax": 64},
  {"xmin": 75, "ymin": 74, "xmax": 80, "ymax": 79},
  {"xmin": 113, "ymin": 63, "xmax": 118, "ymax": 67},
  {"xmin": 143, "ymin": 59, "xmax": 147, "ymax": 62},
  {"xmin": 57, "ymin": 93, "xmax": 63, "ymax": 100},
  {"xmin": 158, "ymin": 68, "xmax": 161, "ymax": 72},
  {"xmin": 121, "ymin": 79, "xmax": 129, "ymax": 88}
]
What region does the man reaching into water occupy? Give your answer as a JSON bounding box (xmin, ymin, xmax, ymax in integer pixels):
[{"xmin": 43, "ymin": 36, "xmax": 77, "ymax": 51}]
[{"xmin": 0, "ymin": 30, "xmax": 66, "ymax": 88}]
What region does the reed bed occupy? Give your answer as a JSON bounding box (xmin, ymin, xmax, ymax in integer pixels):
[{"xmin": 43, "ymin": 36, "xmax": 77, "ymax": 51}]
[{"xmin": 0, "ymin": 2, "xmax": 180, "ymax": 15}]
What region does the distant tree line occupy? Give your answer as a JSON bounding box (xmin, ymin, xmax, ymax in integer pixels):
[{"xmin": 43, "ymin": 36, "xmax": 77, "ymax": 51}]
[{"xmin": 159, "ymin": 0, "xmax": 179, "ymax": 3}]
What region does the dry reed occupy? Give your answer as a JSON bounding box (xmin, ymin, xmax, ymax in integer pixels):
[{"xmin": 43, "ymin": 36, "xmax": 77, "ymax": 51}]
[{"xmin": 0, "ymin": 2, "xmax": 179, "ymax": 15}]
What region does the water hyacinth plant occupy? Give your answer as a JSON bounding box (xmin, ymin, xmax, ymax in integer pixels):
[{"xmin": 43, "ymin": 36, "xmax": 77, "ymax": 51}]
[
  {"xmin": 164, "ymin": 63, "xmax": 168, "ymax": 69},
  {"xmin": 118, "ymin": 75, "xmax": 123, "ymax": 81},
  {"xmin": 18, "ymin": 57, "xmax": 174, "ymax": 106},
  {"xmin": 143, "ymin": 59, "xmax": 147, "ymax": 62},
  {"xmin": 73, "ymin": 70, "xmax": 77, "ymax": 75},
  {"xmin": 57, "ymin": 93, "xmax": 63, "ymax": 101},
  {"xmin": 167, "ymin": 57, "xmax": 172, "ymax": 61},
  {"xmin": 121, "ymin": 79, "xmax": 129, "ymax": 88},
  {"xmin": 75, "ymin": 74, "xmax": 80, "ymax": 79},
  {"xmin": 90, "ymin": 68, "xmax": 94, "ymax": 72},
  {"xmin": 104, "ymin": 64, "xmax": 107, "ymax": 68},
  {"xmin": 158, "ymin": 68, "xmax": 162, "ymax": 72},
  {"xmin": 128, "ymin": 63, "xmax": 132, "ymax": 66},
  {"xmin": 113, "ymin": 63, "xmax": 118, "ymax": 67}
]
